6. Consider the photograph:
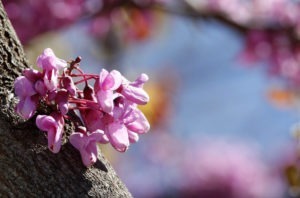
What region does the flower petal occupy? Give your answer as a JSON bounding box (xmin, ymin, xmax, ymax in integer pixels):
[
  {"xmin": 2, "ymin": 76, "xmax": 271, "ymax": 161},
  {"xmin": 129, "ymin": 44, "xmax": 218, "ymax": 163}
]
[
  {"xmin": 36, "ymin": 113, "xmax": 64, "ymax": 153},
  {"xmin": 63, "ymin": 76, "xmax": 77, "ymax": 96},
  {"xmin": 55, "ymin": 89, "xmax": 69, "ymax": 115},
  {"xmin": 83, "ymin": 84, "xmax": 97, "ymax": 101},
  {"xmin": 89, "ymin": 129, "xmax": 105, "ymax": 142},
  {"xmin": 59, "ymin": 102, "xmax": 69, "ymax": 115},
  {"xmin": 16, "ymin": 96, "xmax": 37, "ymax": 119},
  {"xmin": 43, "ymin": 69, "xmax": 58, "ymax": 91},
  {"xmin": 36, "ymin": 115, "xmax": 57, "ymax": 131},
  {"xmin": 99, "ymin": 69, "xmax": 109, "ymax": 88},
  {"xmin": 99, "ymin": 69, "xmax": 122, "ymax": 91},
  {"xmin": 107, "ymin": 122, "xmax": 129, "ymax": 152},
  {"xmin": 121, "ymin": 85, "xmax": 149, "ymax": 105},
  {"xmin": 22, "ymin": 69, "xmax": 42, "ymax": 82},
  {"xmin": 34, "ymin": 80, "xmax": 47, "ymax": 96},
  {"xmin": 81, "ymin": 141, "xmax": 98, "ymax": 167},
  {"xmin": 47, "ymin": 128, "xmax": 60, "ymax": 153},
  {"xmin": 70, "ymin": 131, "xmax": 101, "ymax": 167},
  {"xmin": 130, "ymin": 73, "xmax": 149, "ymax": 88},
  {"xmin": 128, "ymin": 131, "xmax": 139, "ymax": 143},
  {"xmin": 69, "ymin": 132, "xmax": 85, "ymax": 150},
  {"xmin": 14, "ymin": 76, "xmax": 36, "ymax": 97},
  {"xmin": 108, "ymin": 70, "xmax": 122, "ymax": 90},
  {"xmin": 97, "ymin": 90, "xmax": 114, "ymax": 113},
  {"xmin": 81, "ymin": 109, "xmax": 105, "ymax": 132},
  {"xmin": 126, "ymin": 109, "xmax": 150, "ymax": 134},
  {"xmin": 37, "ymin": 48, "xmax": 67, "ymax": 70}
]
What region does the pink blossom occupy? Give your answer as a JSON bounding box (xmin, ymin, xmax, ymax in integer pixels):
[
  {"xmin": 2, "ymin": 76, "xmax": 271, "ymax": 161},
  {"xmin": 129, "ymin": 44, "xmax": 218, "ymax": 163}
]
[
  {"xmin": 13, "ymin": 48, "xmax": 150, "ymax": 166},
  {"xmin": 22, "ymin": 68, "xmax": 43, "ymax": 82},
  {"xmin": 14, "ymin": 76, "xmax": 37, "ymax": 98},
  {"xmin": 43, "ymin": 69, "xmax": 59, "ymax": 91},
  {"xmin": 36, "ymin": 112, "xmax": 65, "ymax": 153},
  {"xmin": 15, "ymin": 95, "xmax": 39, "ymax": 119},
  {"xmin": 107, "ymin": 121, "xmax": 130, "ymax": 152},
  {"xmin": 125, "ymin": 107, "xmax": 150, "ymax": 134},
  {"xmin": 37, "ymin": 48, "xmax": 67, "ymax": 71},
  {"xmin": 14, "ymin": 76, "xmax": 38, "ymax": 119},
  {"xmin": 69, "ymin": 128, "xmax": 105, "ymax": 167},
  {"xmin": 54, "ymin": 89, "xmax": 69, "ymax": 115},
  {"xmin": 34, "ymin": 80, "xmax": 47, "ymax": 96},
  {"xmin": 37, "ymin": 48, "xmax": 67, "ymax": 91},
  {"xmin": 240, "ymin": 30, "xmax": 271, "ymax": 63},
  {"xmin": 105, "ymin": 102, "xmax": 150, "ymax": 152},
  {"xmin": 96, "ymin": 69, "xmax": 122, "ymax": 113},
  {"xmin": 79, "ymin": 85, "xmax": 109, "ymax": 143},
  {"xmin": 62, "ymin": 76, "xmax": 77, "ymax": 96},
  {"xmin": 81, "ymin": 109, "xmax": 108, "ymax": 143},
  {"xmin": 119, "ymin": 73, "xmax": 150, "ymax": 105},
  {"xmin": 128, "ymin": 130, "xmax": 139, "ymax": 143}
]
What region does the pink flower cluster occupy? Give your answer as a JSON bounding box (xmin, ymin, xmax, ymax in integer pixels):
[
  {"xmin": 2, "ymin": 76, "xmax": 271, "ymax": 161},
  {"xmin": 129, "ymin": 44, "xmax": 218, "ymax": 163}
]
[
  {"xmin": 14, "ymin": 48, "xmax": 150, "ymax": 166},
  {"xmin": 240, "ymin": 30, "xmax": 300, "ymax": 86},
  {"xmin": 3, "ymin": 0, "xmax": 84, "ymax": 44}
]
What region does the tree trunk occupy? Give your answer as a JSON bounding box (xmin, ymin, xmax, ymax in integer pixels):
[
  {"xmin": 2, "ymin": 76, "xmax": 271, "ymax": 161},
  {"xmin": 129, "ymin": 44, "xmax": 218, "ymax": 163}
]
[{"xmin": 0, "ymin": 2, "xmax": 132, "ymax": 197}]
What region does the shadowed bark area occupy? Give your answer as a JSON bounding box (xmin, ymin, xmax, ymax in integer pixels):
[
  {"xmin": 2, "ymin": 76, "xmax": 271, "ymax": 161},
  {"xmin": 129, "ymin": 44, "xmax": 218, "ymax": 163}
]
[{"xmin": 0, "ymin": 2, "xmax": 132, "ymax": 197}]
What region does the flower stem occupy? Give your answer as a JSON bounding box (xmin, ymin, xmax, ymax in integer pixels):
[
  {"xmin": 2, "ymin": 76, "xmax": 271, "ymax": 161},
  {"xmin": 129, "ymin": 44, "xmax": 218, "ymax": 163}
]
[{"xmin": 74, "ymin": 76, "xmax": 96, "ymax": 85}]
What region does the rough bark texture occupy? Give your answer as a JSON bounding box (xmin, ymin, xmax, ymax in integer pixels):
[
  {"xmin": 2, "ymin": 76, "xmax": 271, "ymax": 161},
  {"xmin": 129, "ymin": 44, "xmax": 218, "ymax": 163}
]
[{"xmin": 0, "ymin": 2, "xmax": 132, "ymax": 197}]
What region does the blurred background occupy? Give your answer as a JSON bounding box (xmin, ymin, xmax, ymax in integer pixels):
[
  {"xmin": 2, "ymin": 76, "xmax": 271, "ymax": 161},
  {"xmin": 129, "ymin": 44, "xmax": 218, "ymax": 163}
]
[{"xmin": 5, "ymin": 0, "xmax": 300, "ymax": 197}]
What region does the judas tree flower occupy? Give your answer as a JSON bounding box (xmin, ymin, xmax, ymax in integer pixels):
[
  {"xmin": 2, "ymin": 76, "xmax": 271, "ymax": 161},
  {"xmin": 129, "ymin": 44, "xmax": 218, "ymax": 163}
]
[
  {"xmin": 107, "ymin": 121, "xmax": 130, "ymax": 152},
  {"xmin": 22, "ymin": 68, "xmax": 43, "ymax": 84},
  {"xmin": 36, "ymin": 112, "xmax": 65, "ymax": 153},
  {"xmin": 79, "ymin": 85, "xmax": 109, "ymax": 143},
  {"xmin": 15, "ymin": 95, "xmax": 39, "ymax": 119},
  {"xmin": 14, "ymin": 76, "xmax": 37, "ymax": 98},
  {"xmin": 37, "ymin": 48, "xmax": 67, "ymax": 91},
  {"xmin": 105, "ymin": 101, "xmax": 150, "ymax": 152},
  {"xmin": 128, "ymin": 130, "xmax": 139, "ymax": 143},
  {"xmin": 37, "ymin": 48, "xmax": 67, "ymax": 71},
  {"xmin": 125, "ymin": 107, "xmax": 150, "ymax": 134},
  {"xmin": 43, "ymin": 69, "xmax": 59, "ymax": 91},
  {"xmin": 62, "ymin": 76, "xmax": 77, "ymax": 96},
  {"xmin": 95, "ymin": 69, "xmax": 122, "ymax": 113},
  {"xmin": 50, "ymin": 77, "xmax": 77, "ymax": 115},
  {"xmin": 14, "ymin": 76, "xmax": 38, "ymax": 119},
  {"xmin": 118, "ymin": 73, "xmax": 150, "ymax": 105},
  {"xmin": 14, "ymin": 48, "xmax": 150, "ymax": 166},
  {"xmin": 69, "ymin": 128, "xmax": 105, "ymax": 167},
  {"xmin": 55, "ymin": 89, "xmax": 69, "ymax": 115},
  {"xmin": 34, "ymin": 80, "xmax": 48, "ymax": 96}
]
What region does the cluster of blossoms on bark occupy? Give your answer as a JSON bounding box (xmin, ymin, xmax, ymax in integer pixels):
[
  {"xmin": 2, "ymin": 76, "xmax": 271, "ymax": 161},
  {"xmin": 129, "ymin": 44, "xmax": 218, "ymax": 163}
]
[{"xmin": 14, "ymin": 48, "xmax": 150, "ymax": 166}]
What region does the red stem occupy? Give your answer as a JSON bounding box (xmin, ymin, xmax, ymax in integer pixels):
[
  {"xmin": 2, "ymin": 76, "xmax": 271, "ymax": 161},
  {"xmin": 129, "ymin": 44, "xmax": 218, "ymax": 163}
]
[
  {"xmin": 70, "ymin": 74, "xmax": 99, "ymax": 77},
  {"xmin": 74, "ymin": 76, "xmax": 96, "ymax": 85}
]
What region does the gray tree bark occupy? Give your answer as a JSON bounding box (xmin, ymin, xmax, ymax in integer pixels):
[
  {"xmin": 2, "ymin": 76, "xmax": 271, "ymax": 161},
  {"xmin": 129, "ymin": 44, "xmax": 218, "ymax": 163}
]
[{"xmin": 0, "ymin": 1, "xmax": 132, "ymax": 197}]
